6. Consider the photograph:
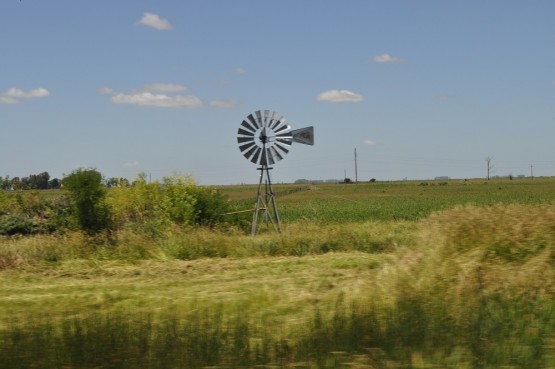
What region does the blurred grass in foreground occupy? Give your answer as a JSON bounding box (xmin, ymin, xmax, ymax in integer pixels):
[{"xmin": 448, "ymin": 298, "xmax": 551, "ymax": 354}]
[{"xmin": 2, "ymin": 203, "xmax": 555, "ymax": 368}]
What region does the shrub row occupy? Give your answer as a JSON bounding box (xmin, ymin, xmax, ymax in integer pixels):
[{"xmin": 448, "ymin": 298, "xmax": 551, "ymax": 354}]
[{"xmin": 0, "ymin": 170, "xmax": 230, "ymax": 236}]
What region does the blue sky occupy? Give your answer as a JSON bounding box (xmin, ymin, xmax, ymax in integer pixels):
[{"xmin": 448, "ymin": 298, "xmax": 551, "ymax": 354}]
[{"xmin": 1, "ymin": 0, "xmax": 554, "ymax": 184}]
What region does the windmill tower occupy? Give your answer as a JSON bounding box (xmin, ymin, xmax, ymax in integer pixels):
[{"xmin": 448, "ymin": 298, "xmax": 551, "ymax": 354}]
[{"xmin": 237, "ymin": 110, "xmax": 314, "ymax": 235}]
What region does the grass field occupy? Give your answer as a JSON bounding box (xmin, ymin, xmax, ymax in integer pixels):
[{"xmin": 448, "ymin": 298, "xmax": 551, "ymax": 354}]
[{"xmin": 1, "ymin": 177, "xmax": 555, "ymax": 368}]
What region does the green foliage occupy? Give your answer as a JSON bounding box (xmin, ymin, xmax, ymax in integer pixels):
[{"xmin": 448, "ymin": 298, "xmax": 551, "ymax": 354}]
[
  {"xmin": 108, "ymin": 174, "xmax": 169, "ymax": 232},
  {"xmin": 0, "ymin": 191, "xmax": 72, "ymax": 235},
  {"xmin": 0, "ymin": 191, "xmax": 10, "ymax": 216},
  {"xmin": 63, "ymin": 169, "xmax": 112, "ymax": 234},
  {"xmin": 107, "ymin": 174, "xmax": 229, "ymax": 234},
  {"xmin": 160, "ymin": 175, "xmax": 196, "ymax": 224},
  {"xmin": 0, "ymin": 214, "xmax": 42, "ymax": 236},
  {"xmin": 187, "ymin": 186, "xmax": 229, "ymax": 226},
  {"xmin": 0, "ymin": 172, "xmax": 61, "ymax": 190}
]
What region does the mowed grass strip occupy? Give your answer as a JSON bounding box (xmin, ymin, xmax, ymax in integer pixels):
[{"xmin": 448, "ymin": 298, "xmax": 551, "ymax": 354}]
[{"xmin": 0, "ymin": 252, "xmax": 386, "ymax": 332}]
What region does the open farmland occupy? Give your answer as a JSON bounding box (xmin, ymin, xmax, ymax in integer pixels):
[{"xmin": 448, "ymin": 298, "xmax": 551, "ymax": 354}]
[
  {"xmin": 1, "ymin": 177, "xmax": 555, "ymax": 368},
  {"xmin": 224, "ymin": 177, "xmax": 555, "ymax": 223}
]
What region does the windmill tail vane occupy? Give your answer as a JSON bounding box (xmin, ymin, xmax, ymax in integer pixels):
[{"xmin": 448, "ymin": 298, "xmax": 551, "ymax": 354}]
[{"xmin": 236, "ymin": 110, "xmax": 314, "ymax": 235}]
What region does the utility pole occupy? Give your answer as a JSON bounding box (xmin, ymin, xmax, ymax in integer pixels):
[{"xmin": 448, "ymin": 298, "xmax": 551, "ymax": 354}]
[
  {"xmin": 531, "ymin": 164, "xmax": 534, "ymax": 179},
  {"xmin": 485, "ymin": 156, "xmax": 494, "ymax": 180},
  {"xmin": 354, "ymin": 148, "xmax": 358, "ymax": 185}
]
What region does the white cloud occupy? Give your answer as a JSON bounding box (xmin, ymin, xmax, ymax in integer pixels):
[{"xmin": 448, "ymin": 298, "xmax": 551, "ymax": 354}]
[
  {"xmin": 235, "ymin": 67, "xmax": 247, "ymax": 75},
  {"xmin": 123, "ymin": 161, "xmax": 140, "ymax": 167},
  {"xmin": 373, "ymin": 53, "xmax": 404, "ymax": 63},
  {"xmin": 316, "ymin": 89, "xmax": 363, "ymax": 103},
  {"xmin": 210, "ymin": 99, "xmax": 240, "ymax": 108},
  {"xmin": 4, "ymin": 87, "xmax": 50, "ymax": 98},
  {"xmin": 100, "ymin": 84, "xmax": 202, "ymax": 108},
  {"xmin": 0, "ymin": 87, "xmax": 50, "ymax": 104},
  {"xmin": 363, "ymin": 139, "xmax": 376, "ymax": 145},
  {"xmin": 137, "ymin": 12, "xmax": 172, "ymax": 30},
  {"xmin": 139, "ymin": 83, "xmax": 187, "ymax": 93},
  {"xmin": 112, "ymin": 92, "xmax": 202, "ymax": 108}
]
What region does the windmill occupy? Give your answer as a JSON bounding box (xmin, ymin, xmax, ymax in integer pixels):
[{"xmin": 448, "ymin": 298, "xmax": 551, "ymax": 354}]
[{"xmin": 237, "ymin": 110, "xmax": 314, "ymax": 235}]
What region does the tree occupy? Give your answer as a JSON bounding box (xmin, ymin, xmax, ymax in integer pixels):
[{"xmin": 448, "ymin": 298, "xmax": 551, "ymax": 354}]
[
  {"xmin": 0, "ymin": 176, "xmax": 7, "ymax": 190},
  {"xmin": 63, "ymin": 168, "xmax": 111, "ymax": 234},
  {"xmin": 48, "ymin": 178, "xmax": 62, "ymax": 189},
  {"xmin": 105, "ymin": 177, "xmax": 130, "ymax": 188},
  {"xmin": 27, "ymin": 172, "xmax": 50, "ymax": 190},
  {"xmin": 11, "ymin": 177, "xmax": 22, "ymax": 190},
  {"xmin": 485, "ymin": 157, "xmax": 495, "ymax": 180}
]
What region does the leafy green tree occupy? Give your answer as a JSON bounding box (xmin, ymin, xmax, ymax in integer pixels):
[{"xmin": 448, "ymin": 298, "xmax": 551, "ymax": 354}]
[
  {"xmin": 48, "ymin": 178, "xmax": 61, "ymax": 189},
  {"xmin": 35, "ymin": 172, "xmax": 50, "ymax": 189},
  {"xmin": 103, "ymin": 177, "xmax": 129, "ymax": 188},
  {"xmin": 63, "ymin": 169, "xmax": 112, "ymax": 234}
]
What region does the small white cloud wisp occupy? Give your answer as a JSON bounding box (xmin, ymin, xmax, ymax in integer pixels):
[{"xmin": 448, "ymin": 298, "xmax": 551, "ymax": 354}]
[
  {"xmin": 363, "ymin": 139, "xmax": 376, "ymax": 145},
  {"xmin": 112, "ymin": 92, "xmax": 202, "ymax": 108},
  {"xmin": 316, "ymin": 89, "xmax": 363, "ymax": 103},
  {"xmin": 373, "ymin": 53, "xmax": 404, "ymax": 63},
  {"xmin": 0, "ymin": 87, "xmax": 50, "ymax": 104},
  {"xmin": 99, "ymin": 84, "xmax": 202, "ymax": 108},
  {"xmin": 137, "ymin": 12, "xmax": 172, "ymax": 31}
]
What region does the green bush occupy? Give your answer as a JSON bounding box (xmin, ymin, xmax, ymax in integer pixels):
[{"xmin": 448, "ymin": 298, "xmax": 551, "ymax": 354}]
[
  {"xmin": 63, "ymin": 169, "xmax": 112, "ymax": 234},
  {"xmin": 188, "ymin": 186, "xmax": 229, "ymax": 226},
  {"xmin": 160, "ymin": 176, "xmax": 196, "ymax": 224},
  {"xmin": 108, "ymin": 175, "xmax": 170, "ymax": 232},
  {"xmin": 108, "ymin": 174, "xmax": 230, "ymax": 233},
  {"xmin": 0, "ymin": 214, "xmax": 42, "ymax": 236}
]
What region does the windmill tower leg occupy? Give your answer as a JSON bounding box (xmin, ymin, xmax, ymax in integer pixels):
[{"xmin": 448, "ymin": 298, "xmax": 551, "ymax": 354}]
[
  {"xmin": 251, "ymin": 167, "xmax": 265, "ymax": 235},
  {"xmin": 265, "ymin": 166, "xmax": 281, "ymax": 233},
  {"xmin": 251, "ymin": 166, "xmax": 281, "ymax": 235}
]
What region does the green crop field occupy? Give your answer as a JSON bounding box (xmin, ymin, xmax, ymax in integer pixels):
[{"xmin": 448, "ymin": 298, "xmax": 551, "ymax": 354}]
[
  {"xmin": 223, "ymin": 177, "xmax": 555, "ymax": 223},
  {"xmin": 1, "ymin": 177, "xmax": 555, "ymax": 368}
]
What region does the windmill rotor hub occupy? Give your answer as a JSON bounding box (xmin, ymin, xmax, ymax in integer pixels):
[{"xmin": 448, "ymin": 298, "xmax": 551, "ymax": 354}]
[{"xmin": 237, "ymin": 110, "xmax": 313, "ymax": 166}]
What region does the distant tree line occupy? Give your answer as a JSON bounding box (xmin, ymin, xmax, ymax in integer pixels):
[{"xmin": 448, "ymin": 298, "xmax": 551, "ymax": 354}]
[
  {"xmin": 0, "ymin": 172, "xmax": 61, "ymax": 190},
  {"xmin": 0, "ymin": 172, "xmax": 136, "ymax": 191}
]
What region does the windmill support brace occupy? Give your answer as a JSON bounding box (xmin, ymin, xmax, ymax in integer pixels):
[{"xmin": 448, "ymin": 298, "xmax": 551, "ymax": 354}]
[{"xmin": 252, "ymin": 166, "xmax": 281, "ymax": 235}]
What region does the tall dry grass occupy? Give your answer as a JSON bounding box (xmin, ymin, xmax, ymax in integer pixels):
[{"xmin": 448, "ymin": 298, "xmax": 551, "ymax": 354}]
[
  {"xmin": 0, "ymin": 220, "xmax": 415, "ymax": 268},
  {"xmin": 368, "ymin": 204, "xmax": 555, "ymax": 368}
]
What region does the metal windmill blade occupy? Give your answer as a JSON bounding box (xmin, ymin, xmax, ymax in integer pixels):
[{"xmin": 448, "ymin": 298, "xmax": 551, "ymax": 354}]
[{"xmin": 237, "ymin": 110, "xmax": 293, "ymax": 166}]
